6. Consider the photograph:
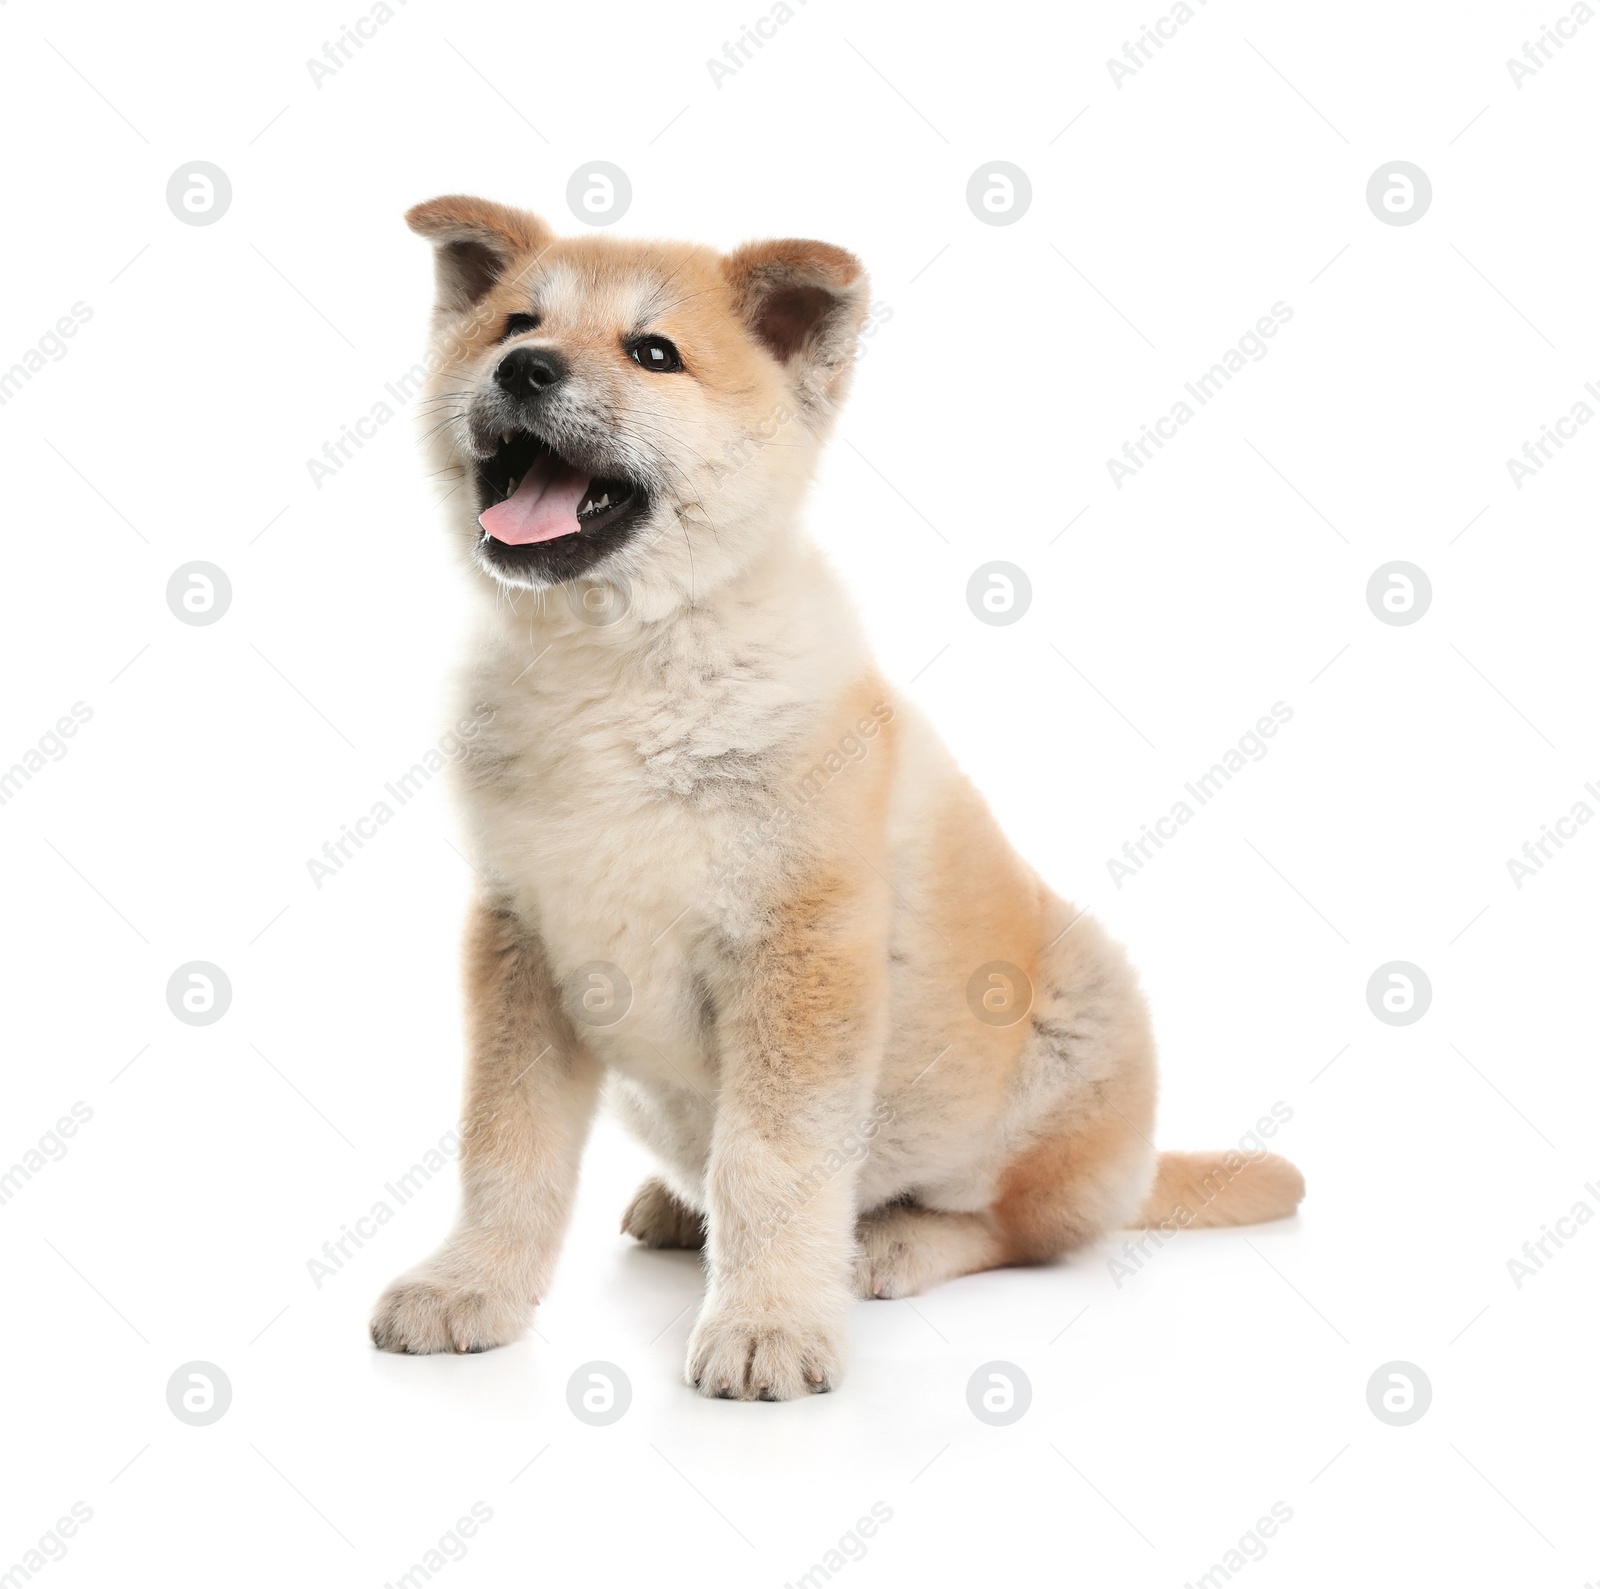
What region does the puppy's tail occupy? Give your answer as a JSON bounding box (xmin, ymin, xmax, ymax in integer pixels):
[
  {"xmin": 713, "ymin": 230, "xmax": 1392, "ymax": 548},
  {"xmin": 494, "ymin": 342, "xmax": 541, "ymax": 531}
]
[{"xmin": 1134, "ymin": 1150, "xmax": 1304, "ymax": 1229}]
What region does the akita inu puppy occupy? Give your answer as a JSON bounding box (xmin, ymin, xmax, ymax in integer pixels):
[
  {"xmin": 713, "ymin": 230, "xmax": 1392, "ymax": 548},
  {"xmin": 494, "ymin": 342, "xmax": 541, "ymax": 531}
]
[{"xmin": 370, "ymin": 195, "xmax": 1304, "ymax": 1399}]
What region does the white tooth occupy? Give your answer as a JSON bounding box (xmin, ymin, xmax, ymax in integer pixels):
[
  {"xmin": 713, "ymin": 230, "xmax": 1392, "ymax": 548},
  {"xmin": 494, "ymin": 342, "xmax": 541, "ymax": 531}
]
[
  {"xmin": 597, "ymin": 493, "xmax": 610, "ymax": 510},
  {"xmin": 501, "ymin": 430, "xmax": 513, "ymax": 445}
]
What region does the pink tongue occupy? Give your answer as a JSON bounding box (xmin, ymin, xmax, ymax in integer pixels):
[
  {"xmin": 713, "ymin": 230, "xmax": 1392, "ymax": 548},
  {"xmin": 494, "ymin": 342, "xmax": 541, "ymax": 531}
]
[{"xmin": 479, "ymin": 455, "xmax": 591, "ymax": 544}]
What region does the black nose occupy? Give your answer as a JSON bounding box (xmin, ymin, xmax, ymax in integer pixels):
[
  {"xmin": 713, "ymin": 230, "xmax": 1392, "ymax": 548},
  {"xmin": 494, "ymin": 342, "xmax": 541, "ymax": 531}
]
[{"xmin": 494, "ymin": 346, "xmax": 568, "ymax": 398}]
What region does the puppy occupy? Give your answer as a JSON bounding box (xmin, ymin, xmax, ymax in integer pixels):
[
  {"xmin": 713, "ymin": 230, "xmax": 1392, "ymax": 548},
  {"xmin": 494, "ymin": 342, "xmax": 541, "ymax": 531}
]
[{"xmin": 370, "ymin": 196, "xmax": 1305, "ymax": 1399}]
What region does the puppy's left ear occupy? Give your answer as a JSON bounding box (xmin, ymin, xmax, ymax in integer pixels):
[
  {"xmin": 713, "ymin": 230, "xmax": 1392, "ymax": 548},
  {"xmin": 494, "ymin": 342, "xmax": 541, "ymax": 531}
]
[
  {"xmin": 406, "ymin": 195, "xmax": 552, "ymax": 312},
  {"xmin": 723, "ymin": 239, "xmax": 870, "ymax": 407}
]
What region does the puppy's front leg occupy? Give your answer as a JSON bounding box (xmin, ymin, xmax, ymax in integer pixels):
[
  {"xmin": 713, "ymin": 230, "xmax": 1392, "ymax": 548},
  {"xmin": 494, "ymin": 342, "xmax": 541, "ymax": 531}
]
[
  {"xmin": 688, "ymin": 881, "xmax": 886, "ymax": 1399},
  {"xmin": 371, "ymin": 896, "xmax": 600, "ymax": 1354}
]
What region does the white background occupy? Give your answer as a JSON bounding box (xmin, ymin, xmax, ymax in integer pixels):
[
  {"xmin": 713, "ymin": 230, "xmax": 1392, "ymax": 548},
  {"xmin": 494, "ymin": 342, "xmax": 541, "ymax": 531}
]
[{"xmin": 2, "ymin": 0, "xmax": 1596, "ymax": 1584}]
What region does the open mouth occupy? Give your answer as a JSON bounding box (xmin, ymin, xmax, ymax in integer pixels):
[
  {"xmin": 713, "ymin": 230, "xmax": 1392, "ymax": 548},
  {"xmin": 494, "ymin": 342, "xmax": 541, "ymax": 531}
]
[{"xmin": 473, "ymin": 428, "xmax": 647, "ymax": 584}]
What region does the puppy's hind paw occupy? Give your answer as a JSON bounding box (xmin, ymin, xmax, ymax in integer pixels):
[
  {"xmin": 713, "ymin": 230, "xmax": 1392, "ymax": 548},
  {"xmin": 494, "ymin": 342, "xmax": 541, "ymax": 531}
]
[{"xmin": 621, "ymin": 1177, "xmax": 706, "ymax": 1250}]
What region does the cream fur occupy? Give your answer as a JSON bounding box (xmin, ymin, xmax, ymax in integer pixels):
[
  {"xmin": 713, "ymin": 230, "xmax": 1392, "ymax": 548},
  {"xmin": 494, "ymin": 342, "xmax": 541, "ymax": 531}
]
[{"xmin": 370, "ymin": 199, "xmax": 1305, "ymax": 1399}]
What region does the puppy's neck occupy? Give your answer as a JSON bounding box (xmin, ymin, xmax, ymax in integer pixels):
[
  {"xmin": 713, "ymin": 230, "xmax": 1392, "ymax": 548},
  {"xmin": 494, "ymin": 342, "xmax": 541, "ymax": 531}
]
[
  {"xmin": 471, "ymin": 516, "xmax": 867, "ymax": 724},
  {"xmin": 476, "ymin": 504, "xmax": 821, "ymax": 643}
]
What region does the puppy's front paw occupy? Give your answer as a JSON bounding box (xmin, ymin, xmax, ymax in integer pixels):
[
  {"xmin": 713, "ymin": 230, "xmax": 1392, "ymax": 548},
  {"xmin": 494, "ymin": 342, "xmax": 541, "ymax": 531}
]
[
  {"xmin": 685, "ymin": 1305, "xmax": 844, "ymax": 1401},
  {"xmin": 370, "ymin": 1270, "xmax": 530, "ymax": 1355}
]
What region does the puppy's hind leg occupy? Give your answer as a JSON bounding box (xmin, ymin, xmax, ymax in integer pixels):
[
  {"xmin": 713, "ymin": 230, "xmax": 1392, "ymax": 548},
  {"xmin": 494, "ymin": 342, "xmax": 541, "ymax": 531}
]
[
  {"xmin": 371, "ymin": 897, "xmax": 601, "ymax": 1355},
  {"xmin": 854, "ymin": 1101, "xmax": 1154, "ymax": 1298},
  {"xmin": 854, "ymin": 1204, "xmax": 1004, "ymax": 1300},
  {"xmin": 622, "ymin": 1177, "xmax": 705, "ymax": 1250},
  {"xmin": 855, "ymin": 1068, "xmax": 1158, "ymax": 1300}
]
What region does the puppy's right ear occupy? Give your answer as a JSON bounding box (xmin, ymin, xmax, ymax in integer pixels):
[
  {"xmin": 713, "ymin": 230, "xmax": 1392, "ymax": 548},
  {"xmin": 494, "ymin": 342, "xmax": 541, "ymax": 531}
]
[{"xmin": 405, "ymin": 196, "xmax": 552, "ymax": 311}]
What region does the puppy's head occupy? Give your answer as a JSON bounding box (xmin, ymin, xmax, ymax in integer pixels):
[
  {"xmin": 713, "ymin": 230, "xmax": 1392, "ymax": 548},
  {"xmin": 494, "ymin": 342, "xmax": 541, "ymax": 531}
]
[{"xmin": 407, "ymin": 195, "xmax": 869, "ymax": 603}]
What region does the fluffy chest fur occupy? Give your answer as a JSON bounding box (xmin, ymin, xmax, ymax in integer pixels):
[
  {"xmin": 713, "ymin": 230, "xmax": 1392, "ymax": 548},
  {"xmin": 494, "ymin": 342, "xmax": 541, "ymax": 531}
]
[{"xmin": 453, "ymin": 538, "xmax": 870, "ymax": 1085}]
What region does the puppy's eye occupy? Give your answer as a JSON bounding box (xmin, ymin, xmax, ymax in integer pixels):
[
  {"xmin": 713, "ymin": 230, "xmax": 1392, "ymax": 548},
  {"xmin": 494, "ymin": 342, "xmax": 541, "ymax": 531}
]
[
  {"xmin": 502, "ymin": 312, "xmax": 540, "ymax": 339},
  {"xmin": 628, "ymin": 334, "xmax": 683, "ymax": 373}
]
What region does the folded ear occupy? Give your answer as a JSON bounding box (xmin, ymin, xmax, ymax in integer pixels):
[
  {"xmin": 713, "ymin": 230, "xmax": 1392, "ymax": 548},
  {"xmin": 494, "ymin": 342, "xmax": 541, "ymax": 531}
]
[
  {"xmin": 722, "ymin": 239, "xmax": 869, "ymax": 405},
  {"xmin": 406, "ymin": 195, "xmax": 552, "ymax": 311}
]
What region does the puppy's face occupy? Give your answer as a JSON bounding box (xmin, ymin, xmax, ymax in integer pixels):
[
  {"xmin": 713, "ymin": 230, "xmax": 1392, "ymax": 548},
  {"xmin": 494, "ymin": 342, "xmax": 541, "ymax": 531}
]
[{"xmin": 408, "ymin": 197, "xmax": 869, "ymax": 600}]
